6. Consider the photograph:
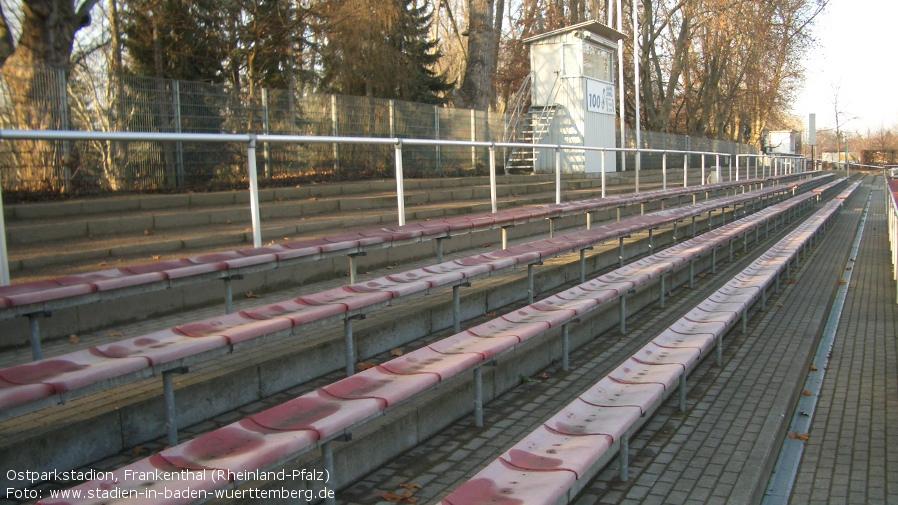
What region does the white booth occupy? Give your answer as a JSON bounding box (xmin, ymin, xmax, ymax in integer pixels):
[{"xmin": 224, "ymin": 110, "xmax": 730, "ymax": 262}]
[{"xmin": 523, "ymin": 20, "xmax": 625, "ymax": 174}]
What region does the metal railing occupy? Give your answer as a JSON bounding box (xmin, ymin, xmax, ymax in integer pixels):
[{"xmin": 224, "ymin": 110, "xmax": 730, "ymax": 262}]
[
  {"xmin": 886, "ymin": 174, "xmax": 898, "ymax": 304},
  {"xmin": 0, "ymin": 129, "xmax": 807, "ymax": 286}
]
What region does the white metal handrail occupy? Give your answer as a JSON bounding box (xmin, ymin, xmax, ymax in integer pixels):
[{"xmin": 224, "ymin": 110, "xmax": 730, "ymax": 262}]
[{"xmin": 0, "ymin": 128, "xmax": 804, "ymax": 287}]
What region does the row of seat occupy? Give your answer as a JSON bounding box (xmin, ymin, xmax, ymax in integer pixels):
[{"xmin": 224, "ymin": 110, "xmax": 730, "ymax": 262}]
[
  {"xmin": 38, "ymin": 179, "xmax": 847, "ymax": 505},
  {"xmin": 0, "ymin": 177, "xmax": 831, "ymax": 419},
  {"xmin": 439, "ymin": 181, "xmax": 860, "ymax": 505},
  {"xmin": 0, "ymin": 174, "xmax": 814, "ymax": 323}
]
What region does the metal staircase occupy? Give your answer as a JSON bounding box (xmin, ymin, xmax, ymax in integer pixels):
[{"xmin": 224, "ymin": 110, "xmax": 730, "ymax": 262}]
[{"xmin": 503, "ymin": 73, "xmax": 562, "ymax": 174}]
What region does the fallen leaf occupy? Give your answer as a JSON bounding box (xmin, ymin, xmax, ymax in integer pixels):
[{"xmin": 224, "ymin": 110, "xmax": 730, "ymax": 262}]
[
  {"xmin": 277, "ymin": 197, "xmax": 283, "ymax": 202},
  {"xmin": 133, "ymin": 446, "xmax": 147, "ymax": 456},
  {"xmin": 789, "ymin": 278, "xmax": 797, "ymax": 284},
  {"xmin": 98, "ymin": 261, "xmax": 108, "ymax": 267},
  {"xmin": 144, "ymin": 229, "xmax": 155, "ymax": 235},
  {"xmin": 520, "ymin": 375, "xmax": 538, "ymax": 383},
  {"xmin": 152, "ymin": 255, "xmax": 161, "ymax": 260},
  {"xmin": 803, "ymin": 389, "xmax": 812, "ymax": 396},
  {"xmin": 698, "ymin": 273, "xmax": 707, "ymax": 279},
  {"xmin": 283, "ymin": 237, "xmax": 290, "ymax": 241},
  {"xmin": 788, "ymin": 432, "xmax": 810, "ymax": 441},
  {"xmin": 108, "ymin": 332, "xmax": 124, "ymax": 338},
  {"xmin": 423, "ymin": 218, "xmax": 431, "ymax": 222},
  {"xmin": 845, "ymin": 266, "xmax": 852, "ymax": 271},
  {"xmin": 69, "ymin": 334, "xmax": 80, "ymax": 344},
  {"xmin": 226, "ymin": 220, "xmax": 233, "ymax": 224},
  {"xmin": 381, "ymin": 492, "xmax": 403, "ymax": 503},
  {"xmin": 537, "ymin": 372, "xmax": 550, "ymax": 380},
  {"xmin": 356, "ymin": 362, "xmax": 377, "ymax": 371},
  {"xmin": 777, "ymin": 303, "xmax": 784, "ymax": 308},
  {"xmin": 390, "ymin": 348, "xmax": 404, "ymax": 357},
  {"xmin": 244, "ymin": 228, "xmax": 252, "ymax": 232},
  {"xmin": 311, "ymin": 197, "xmax": 318, "ymax": 201},
  {"xmin": 482, "ymin": 243, "xmax": 492, "ymax": 248},
  {"xmin": 486, "ymin": 311, "xmax": 497, "ymax": 317},
  {"xmin": 245, "ymin": 291, "xmax": 261, "ymax": 298},
  {"xmin": 87, "ymin": 234, "xmax": 94, "ymax": 239},
  {"xmin": 386, "ymin": 266, "xmax": 394, "ymax": 270},
  {"xmin": 838, "ymin": 279, "xmax": 847, "ymax": 285},
  {"xmin": 810, "ymin": 364, "xmax": 818, "ymax": 371},
  {"xmin": 400, "ymin": 483, "xmax": 422, "ymax": 491}
]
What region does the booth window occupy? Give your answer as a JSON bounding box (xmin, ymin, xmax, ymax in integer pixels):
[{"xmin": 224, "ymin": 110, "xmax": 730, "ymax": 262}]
[{"xmin": 583, "ymin": 43, "xmax": 612, "ymax": 82}]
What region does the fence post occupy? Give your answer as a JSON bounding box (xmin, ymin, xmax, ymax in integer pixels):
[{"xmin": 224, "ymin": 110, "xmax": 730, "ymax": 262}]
[
  {"xmin": 683, "ymin": 153, "xmax": 689, "ymax": 188},
  {"xmin": 395, "ymin": 140, "xmax": 406, "ymax": 226},
  {"xmin": 172, "ymin": 80, "xmax": 184, "ymax": 188},
  {"xmin": 262, "ymin": 88, "xmax": 271, "ymax": 179},
  {"xmin": 0, "ymin": 177, "xmax": 8, "ymax": 286},
  {"xmin": 331, "ymin": 94, "xmax": 340, "ymax": 181},
  {"xmin": 434, "ymin": 105, "xmax": 442, "ymax": 176},
  {"xmin": 57, "ymin": 69, "xmax": 73, "ymax": 193},
  {"xmin": 489, "ymin": 143, "xmax": 497, "ymax": 213},
  {"xmin": 247, "ymin": 136, "xmax": 262, "ymax": 248},
  {"xmin": 662, "ymin": 152, "xmax": 667, "ymax": 190}
]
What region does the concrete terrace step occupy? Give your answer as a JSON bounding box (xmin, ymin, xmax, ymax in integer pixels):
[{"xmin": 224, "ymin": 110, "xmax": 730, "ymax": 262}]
[{"xmin": 5, "ymin": 171, "xmax": 706, "ymax": 282}]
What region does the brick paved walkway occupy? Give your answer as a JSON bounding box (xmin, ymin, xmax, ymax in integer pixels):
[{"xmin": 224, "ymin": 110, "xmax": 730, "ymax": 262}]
[
  {"xmin": 336, "ymin": 180, "xmax": 863, "ymax": 505},
  {"xmin": 788, "ymin": 180, "xmax": 898, "ymax": 504}
]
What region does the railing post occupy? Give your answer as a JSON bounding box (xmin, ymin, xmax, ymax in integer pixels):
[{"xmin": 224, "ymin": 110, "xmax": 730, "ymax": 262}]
[
  {"xmin": 555, "ymin": 146, "xmax": 562, "ymax": 204},
  {"xmin": 701, "ymin": 154, "xmax": 706, "ymax": 185},
  {"xmin": 601, "ymin": 149, "xmax": 607, "ymax": 198},
  {"xmin": 395, "ymin": 139, "xmax": 406, "ymax": 226},
  {"xmin": 434, "ymin": 105, "xmax": 442, "ymax": 176},
  {"xmin": 247, "ymin": 136, "xmax": 262, "ymax": 248},
  {"xmin": 662, "ymin": 152, "xmax": 667, "ymax": 190},
  {"xmin": 683, "ymin": 153, "xmax": 689, "ymax": 188},
  {"xmin": 172, "ymin": 80, "xmax": 184, "ymax": 189},
  {"xmin": 331, "ymin": 94, "xmax": 340, "ymax": 180},
  {"xmin": 489, "ymin": 143, "xmax": 498, "ymax": 213}
]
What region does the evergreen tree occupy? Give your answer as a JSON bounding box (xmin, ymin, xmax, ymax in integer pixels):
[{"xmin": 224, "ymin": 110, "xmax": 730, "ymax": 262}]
[
  {"xmin": 318, "ymin": 0, "xmax": 452, "ymax": 104},
  {"xmin": 121, "ymin": 0, "xmax": 226, "ymax": 82}
]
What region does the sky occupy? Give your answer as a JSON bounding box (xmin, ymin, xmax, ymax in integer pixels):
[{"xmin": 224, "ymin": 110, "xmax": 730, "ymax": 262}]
[{"xmin": 791, "ymin": 0, "xmax": 898, "ymax": 136}]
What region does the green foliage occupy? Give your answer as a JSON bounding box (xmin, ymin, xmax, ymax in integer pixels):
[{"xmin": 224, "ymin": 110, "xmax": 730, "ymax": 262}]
[{"xmin": 317, "ymin": 0, "xmax": 452, "ymax": 104}]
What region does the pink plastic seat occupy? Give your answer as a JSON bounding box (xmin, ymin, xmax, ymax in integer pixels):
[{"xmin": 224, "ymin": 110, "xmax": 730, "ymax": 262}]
[
  {"xmin": 241, "ymin": 299, "xmax": 346, "ymax": 325},
  {"xmin": 299, "ymin": 286, "xmax": 392, "ymax": 311},
  {"xmin": 441, "ymin": 458, "xmax": 576, "ymax": 505},
  {"xmin": 579, "ymin": 376, "xmax": 664, "ymax": 415},
  {"xmin": 429, "ymin": 331, "xmax": 519, "ymax": 360},
  {"xmin": 159, "ymin": 418, "xmax": 317, "ymax": 474},
  {"xmin": 0, "ymin": 349, "xmax": 147, "ymax": 394},
  {"xmin": 501, "ymin": 425, "xmax": 612, "ymax": 479},
  {"xmin": 502, "ymin": 306, "xmax": 574, "ymax": 328},
  {"xmin": 654, "ymin": 320, "xmax": 716, "ymax": 350},
  {"xmin": 347, "ymin": 278, "xmax": 429, "ymax": 298},
  {"xmin": 39, "ymin": 454, "xmax": 218, "ymax": 505},
  {"xmin": 469, "ymin": 318, "xmax": 547, "ymax": 342},
  {"xmin": 533, "ymin": 295, "xmax": 598, "ymax": 316},
  {"xmin": 607, "ymin": 358, "xmax": 682, "ymax": 390},
  {"xmin": 545, "ymin": 399, "xmax": 640, "ymax": 442},
  {"xmin": 94, "ymin": 330, "xmax": 229, "ymax": 365},
  {"xmin": 380, "ymin": 346, "xmax": 482, "ymax": 380},
  {"xmin": 251, "ymin": 390, "xmax": 381, "ymax": 439},
  {"xmin": 2, "ymin": 280, "xmax": 96, "ymax": 307},
  {"xmin": 632, "ymin": 342, "xmax": 700, "ymax": 370},
  {"xmin": 322, "ymin": 365, "xmax": 438, "ymax": 407},
  {"xmin": 175, "ymin": 312, "xmax": 280, "ymax": 338},
  {"xmin": 0, "ymin": 377, "xmax": 54, "ymax": 410}
]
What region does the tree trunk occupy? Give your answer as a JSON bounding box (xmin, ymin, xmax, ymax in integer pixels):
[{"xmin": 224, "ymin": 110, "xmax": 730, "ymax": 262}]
[{"xmin": 457, "ymin": 0, "xmax": 494, "ymax": 111}]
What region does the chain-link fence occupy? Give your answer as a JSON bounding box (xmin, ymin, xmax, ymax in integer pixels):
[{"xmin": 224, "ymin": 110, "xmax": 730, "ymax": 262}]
[
  {"xmin": 0, "ymin": 66, "xmax": 758, "ymax": 195},
  {"xmin": 0, "ymin": 67, "xmax": 506, "ymax": 194}
]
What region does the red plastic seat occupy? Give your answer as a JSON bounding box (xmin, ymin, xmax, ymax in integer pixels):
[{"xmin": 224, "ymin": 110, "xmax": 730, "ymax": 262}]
[
  {"xmin": 501, "ymin": 425, "xmax": 612, "ymax": 479},
  {"xmin": 607, "ymin": 358, "xmax": 682, "ymax": 390},
  {"xmin": 545, "ymin": 399, "xmax": 640, "ymax": 442},
  {"xmin": 251, "ymin": 390, "xmax": 381, "ymax": 439},
  {"xmin": 0, "ymin": 348, "xmax": 147, "ymax": 394},
  {"xmin": 0, "ymin": 377, "xmax": 54, "ymax": 410},
  {"xmin": 441, "ymin": 458, "xmax": 576, "ymax": 505},
  {"xmin": 380, "ymin": 346, "xmax": 482, "ymax": 381},
  {"xmin": 322, "ymin": 365, "xmax": 438, "ymax": 407},
  {"xmin": 632, "ymin": 342, "xmax": 700, "ymax": 370},
  {"xmin": 94, "ymin": 330, "xmax": 229, "ymax": 366},
  {"xmin": 159, "ymin": 418, "xmax": 317, "ymax": 474},
  {"xmin": 429, "ymin": 331, "xmax": 519, "ymax": 360},
  {"xmin": 578, "ymin": 376, "xmax": 664, "ymax": 415},
  {"xmin": 299, "ymin": 286, "xmax": 392, "ymax": 311}
]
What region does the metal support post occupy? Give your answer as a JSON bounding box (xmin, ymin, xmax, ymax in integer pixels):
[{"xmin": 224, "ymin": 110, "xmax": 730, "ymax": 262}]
[
  {"xmin": 679, "ymin": 374, "xmax": 687, "ymax": 412},
  {"xmin": 619, "ymin": 236, "xmax": 627, "ymax": 267},
  {"xmin": 437, "ymin": 235, "xmax": 450, "ymax": 263},
  {"xmin": 527, "ymin": 263, "xmax": 540, "ymax": 303},
  {"xmin": 28, "ymin": 312, "xmax": 47, "ymax": 361},
  {"xmin": 660, "ymin": 274, "xmax": 666, "ymax": 308},
  {"xmin": 561, "ymin": 323, "xmax": 570, "ymax": 372},
  {"xmin": 347, "ymin": 252, "xmax": 366, "ymax": 284},
  {"xmin": 323, "ymin": 442, "xmax": 336, "ymax": 505},
  {"xmin": 247, "ymin": 137, "xmax": 262, "ymax": 248},
  {"xmin": 586, "ymin": 212, "xmax": 593, "ymax": 231},
  {"xmin": 648, "ymin": 228, "xmax": 654, "ymax": 254},
  {"xmin": 689, "ymin": 260, "xmax": 695, "ymax": 289},
  {"xmin": 715, "ymin": 335, "xmax": 723, "ymax": 366},
  {"xmin": 223, "ymin": 275, "xmax": 243, "ymax": 314},
  {"xmin": 501, "ymin": 227, "xmax": 509, "ymax": 250},
  {"xmin": 453, "ymin": 284, "xmax": 462, "ymax": 333},
  {"xmin": 692, "ymin": 215, "xmax": 697, "ymax": 237},
  {"xmin": 473, "ymin": 367, "xmax": 484, "ymax": 427},
  {"xmin": 619, "ymin": 295, "xmax": 627, "ymax": 334},
  {"xmin": 729, "ymin": 239, "xmax": 733, "ymax": 263},
  {"xmin": 549, "ymin": 218, "xmax": 557, "ymax": 239},
  {"xmin": 489, "ymin": 144, "xmax": 498, "ymax": 213},
  {"xmin": 343, "ymin": 316, "xmax": 364, "ymax": 376},
  {"xmin": 712, "ymin": 248, "xmax": 717, "ymax": 274},
  {"xmin": 619, "ymin": 432, "xmax": 630, "ymax": 481},
  {"xmin": 163, "ymin": 367, "xmax": 188, "ymax": 447},
  {"xmin": 579, "ymin": 247, "xmax": 593, "ymax": 283}
]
